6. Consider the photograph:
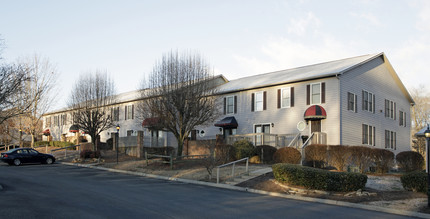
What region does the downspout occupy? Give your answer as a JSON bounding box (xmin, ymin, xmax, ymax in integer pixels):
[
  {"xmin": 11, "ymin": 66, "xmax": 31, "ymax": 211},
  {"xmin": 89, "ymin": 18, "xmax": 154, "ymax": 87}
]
[{"xmin": 337, "ymin": 74, "xmax": 342, "ymax": 145}]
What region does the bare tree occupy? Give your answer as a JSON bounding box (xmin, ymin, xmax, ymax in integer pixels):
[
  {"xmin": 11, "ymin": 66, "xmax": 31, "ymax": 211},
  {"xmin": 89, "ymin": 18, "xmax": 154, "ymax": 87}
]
[
  {"xmin": 16, "ymin": 55, "xmax": 58, "ymax": 147},
  {"xmin": 0, "ymin": 63, "xmax": 33, "ymax": 124},
  {"xmin": 410, "ymin": 85, "xmax": 430, "ymax": 155},
  {"xmin": 139, "ymin": 51, "xmax": 219, "ymax": 156},
  {"xmin": 68, "ymin": 71, "xmax": 116, "ymax": 151}
]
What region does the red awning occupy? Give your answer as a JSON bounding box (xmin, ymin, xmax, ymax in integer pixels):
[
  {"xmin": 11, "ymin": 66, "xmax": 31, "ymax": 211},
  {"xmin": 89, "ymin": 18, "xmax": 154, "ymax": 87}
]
[
  {"xmin": 304, "ymin": 105, "xmax": 327, "ymax": 120},
  {"xmin": 142, "ymin": 117, "xmax": 163, "ymax": 129},
  {"xmin": 42, "ymin": 129, "xmax": 50, "ymax": 136}
]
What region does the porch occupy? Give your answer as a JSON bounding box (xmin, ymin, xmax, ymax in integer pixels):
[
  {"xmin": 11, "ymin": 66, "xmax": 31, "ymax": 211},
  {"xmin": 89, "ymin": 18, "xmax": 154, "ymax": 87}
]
[{"xmin": 226, "ymin": 132, "xmax": 327, "ymax": 148}]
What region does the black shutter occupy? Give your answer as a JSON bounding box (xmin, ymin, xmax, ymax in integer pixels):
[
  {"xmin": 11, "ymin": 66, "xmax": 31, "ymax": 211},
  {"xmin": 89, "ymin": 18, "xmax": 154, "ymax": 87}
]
[
  {"xmin": 277, "ymin": 89, "xmax": 280, "ymax": 109},
  {"xmin": 132, "ymin": 105, "xmax": 134, "ymax": 119},
  {"xmin": 373, "ymin": 94, "xmax": 375, "ymax": 113},
  {"xmin": 321, "ymin": 82, "xmax": 325, "ymax": 103},
  {"xmin": 306, "ymin": 85, "xmax": 310, "ymax": 105},
  {"xmin": 234, "ymin": 96, "xmax": 237, "ymax": 114},
  {"xmin": 125, "ymin": 106, "xmax": 127, "ymax": 120},
  {"xmin": 291, "ymin": 87, "xmax": 294, "ymax": 107},
  {"xmin": 251, "ymin": 93, "xmax": 255, "ymax": 112},
  {"xmin": 355, "ymin": 94, "xmax": 357, "ymax": 113},
  {"xmin": 263, "ymin": 91, "xmax": 267, "ymax": 110},
  {"xmin": 362, "ymin": 90, "xmax": 365, "ymax": 110},
  {"xmin": 223, "ymin": 97, "xmax": 226, "ymax": 115}
]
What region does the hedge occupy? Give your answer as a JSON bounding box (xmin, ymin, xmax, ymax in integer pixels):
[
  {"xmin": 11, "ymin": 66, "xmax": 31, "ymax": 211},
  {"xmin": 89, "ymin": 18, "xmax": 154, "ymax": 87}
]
[
  {"xmin": 34, "ymin": 141, "xmax": 75, "ymax": 148},
  {"xmin": 232, "ymin": 140, "xmax": 256, "ymax": 160},
  {"xmin": 273, "ymin": 147, "xmax": 301, "ymax": 164},
  {"xmin": 396, "ymin": 151, "xmax": 424, "ymax": 172},
  {"xmin": 400, "ymin": 171, "xmax": 427, "ymax": 193},
  {"xmin": 272, "ymin": 163, "xmax": 367, "ymax": 192},
  {"xmin": 255, "ymin": 145, "xmax": 277, "ymax": 163}
]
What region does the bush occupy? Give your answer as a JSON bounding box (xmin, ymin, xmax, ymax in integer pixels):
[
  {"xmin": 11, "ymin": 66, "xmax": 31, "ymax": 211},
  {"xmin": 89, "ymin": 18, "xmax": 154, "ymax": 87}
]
[
  {"xmin": 304, "ymin": 144, "xmax": 327, "ymax": 168},
  {"xmin": 349, "ymin": 146, "xmax": 373, "ymax": 173},
  {"xmin": 272, "ymin": 163, "xmax": 367, "ymax": 192},
  {"xmin": 215, "ymin": 144, "xmax": 235, "ymax": 163},
  {"xmin": 232, "ymin": 140, "xmax": 256, "ymax": 160},
  {"xmin": 80, "ymin": 150, "xmax": 101, "ymax": 159},
  {"xmin": 255, "ymin": 145, "xmax": 277, "ymax": 163},
  {"xmin": 396, "ymin": 151, "xmax": 424, "ymax": 172},
  {"xmin": 372, "ymin": 148, "xmax": 394, "ymax": 173},
  {"xmin": 273, "ymin": 147, "xmax": 301, "ymax": 164},
  {"xmin": 400, "ymin": 171, "xmax": 426, "ymax": 193},
  {"xmin": 327, "ymin": 145, "xmax": 350, "ymax": 171}
]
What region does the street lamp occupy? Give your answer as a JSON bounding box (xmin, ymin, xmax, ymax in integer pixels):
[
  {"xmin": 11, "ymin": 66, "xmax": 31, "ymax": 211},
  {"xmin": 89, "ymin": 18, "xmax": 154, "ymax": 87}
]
[
  {"xmin": 424, "ymin": 125, "xmax": 430, "ymax": 207},
  {"xmin": 116, "ymin": 124, "xmax": 120, "ymax": 164},
  {"xmin": 19, "ymin": 128, "xmax": 22, "ymax": 148}
]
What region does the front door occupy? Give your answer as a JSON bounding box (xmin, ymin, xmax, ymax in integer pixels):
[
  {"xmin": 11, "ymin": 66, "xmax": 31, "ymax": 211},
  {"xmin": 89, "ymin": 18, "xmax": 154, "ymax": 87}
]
[
  {"xmin": 311, "ymin": 120, "xmax": 321, "ymax": 133},
  {"xmin": 255, "ymin": 124, "xmax": 270, "ymax": 145}
]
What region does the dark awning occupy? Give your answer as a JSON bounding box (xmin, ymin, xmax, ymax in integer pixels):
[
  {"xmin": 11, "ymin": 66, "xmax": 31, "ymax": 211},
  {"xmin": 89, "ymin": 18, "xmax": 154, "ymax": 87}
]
[
  {"xmin": 304, "ymin": 105, "xmax": 327, "ymax": 120},
  {"xmin": 69, "ymin": 125, "xmax": 79, "ymax": 133},
  {"xmin": 214, "ymin": 116, "xmax": 238, "ymax": 128}
]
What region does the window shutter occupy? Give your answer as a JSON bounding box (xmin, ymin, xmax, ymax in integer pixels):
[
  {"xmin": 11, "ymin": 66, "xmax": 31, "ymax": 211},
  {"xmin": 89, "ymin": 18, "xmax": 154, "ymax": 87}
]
[
  {"xmin": 306, "ymin": 85, "xmax": 310, "ymax": 105},
  {"xmin": 321, "ymin": 82, "xmax": 325, "ymax": 103},
  {"xmin": 354, "ymin": 94, "xmax": 357, "ymax": 113},
  {"xmin": 251, "ymin": 93, "xmax": 255, "ymax": 112},
  {"xmin": 404, "ymin": 112, "xmax": 407, "ymax": 127},
  {"xmin": 394, "ymin": 103, "xmax": 396, "ymax": 120},
  {"xmin": 132, "ymin": 105, "xmax": 134, "ymax": 119},
  {"xmin": 362, "ymin": 90, "xmax": 365, "ymax": 110},
  {"xmin": 373, "ymin": 94, "xmax": 375, "ymax": 113},
  {"xmin": 277, "ymin": 89, "xmax": 280, "ymax": 109},
  {"xmin": 223, "ymin": 97, "xmax": 226, "ymax": 115},
  {"xmin": 291, "ymin": 87, "xmax": 294, "ymax": 107},
  {"xmin": 263, "ymin": 91, "xmax": 267, "ymax": 110},
  {"xmin": 125, "ymin": 106, "xmax": 127, "ymax": 120},
  {"xmin": 234, "ymin": 96, "xmax": 237, "ymax": 114}
]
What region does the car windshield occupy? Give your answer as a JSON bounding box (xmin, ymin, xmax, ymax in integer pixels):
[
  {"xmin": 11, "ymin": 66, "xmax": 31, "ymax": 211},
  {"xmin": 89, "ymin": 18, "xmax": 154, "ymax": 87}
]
[{"xmin": 28, "ymin": 149, "xmax": 38, "ymax": 154}]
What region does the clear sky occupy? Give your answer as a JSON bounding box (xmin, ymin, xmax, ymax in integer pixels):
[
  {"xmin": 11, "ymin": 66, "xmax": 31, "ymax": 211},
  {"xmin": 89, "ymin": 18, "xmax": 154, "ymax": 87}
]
[{"xmin": 1, "ymin": 0, "xmax": 429, "ymax": 110}]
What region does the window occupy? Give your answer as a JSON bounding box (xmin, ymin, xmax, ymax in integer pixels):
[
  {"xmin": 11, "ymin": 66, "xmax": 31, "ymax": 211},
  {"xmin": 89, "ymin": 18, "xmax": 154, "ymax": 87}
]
[
  {"xmin": 347, "ymin": 92, "xmax": 357, "ymax": 112},
  {"xmin": 53, "ymin": 116, "xmax": 59, "ymax": 126},
  {"xmin": 224, "ymin": 96, "xmax": 236, "ymax": 114},
  {"xmin": 311, "ymin": 83, "xmax": 321, "ymax": 104},
  {"xmin": 46, "ymin": 117, "xmax": 52, "ymax": 127},
  {"xmin": 362, "ymin": 90, "xmax": 375, "ymax": 113},
  {"xmin": 307, "ymin": 82, "xmax": 325, "ymax": 105},
  {"xmin": 254, "ymin": 124, "xmax": 270, "ymax": 146},
  {"xmin": 399, "ymin": 111, "xmax": 406, "ymax": 127},
  {"xmin": 385, "ymin": 130, "xmax": 396, "ymax": 150},
  {"xmin": 125, "ymin": 105, "xmax": 134, "ymax": 120},
  {"xmin": 61, "ymin": 114, "xmax": 67, "ymax": 125},
  {"xmin": 111, "ymin": 107, "xmax": 119, "ymax": 121},
  {"xmin": 252, "ymin": 91, "xmax": 266, "ymax": 112},
  {"xmin": 385, "ymin": 99, "xmax": 396, "ymax": 119},
  {"xmin": 362, "ymin": 124, "xmax": 375, "ymax": 146},
  {"xmin": 281, "ymin": 88, "xmax": 291, "ymax": 108}
]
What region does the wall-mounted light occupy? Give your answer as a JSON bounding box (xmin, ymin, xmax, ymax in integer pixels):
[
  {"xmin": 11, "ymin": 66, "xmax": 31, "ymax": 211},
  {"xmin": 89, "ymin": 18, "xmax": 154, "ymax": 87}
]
[
  {"xmin": 219, "ymin": 128, "xmax": 223, "ymax": 132},
  {"xmin": 271, "ymin": 123, "xmax": 274, "ymax": 128}
]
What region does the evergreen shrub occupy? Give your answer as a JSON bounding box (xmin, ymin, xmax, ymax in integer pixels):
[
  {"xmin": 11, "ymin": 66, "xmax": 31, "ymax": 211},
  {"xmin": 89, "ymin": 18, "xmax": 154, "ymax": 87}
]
[{"xmin": 400, "ymin": 171, "xmax": 426, "ymax": 193}]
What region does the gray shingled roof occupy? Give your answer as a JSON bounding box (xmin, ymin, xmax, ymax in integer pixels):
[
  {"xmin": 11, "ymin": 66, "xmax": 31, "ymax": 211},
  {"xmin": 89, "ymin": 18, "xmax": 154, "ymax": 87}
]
[{"xmin": 217, "ymin": 53, "xmax": 382, "ymax": 93}]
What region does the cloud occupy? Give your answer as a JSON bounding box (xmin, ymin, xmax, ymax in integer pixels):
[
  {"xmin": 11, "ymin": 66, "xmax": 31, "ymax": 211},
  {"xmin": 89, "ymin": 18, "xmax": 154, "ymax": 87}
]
[
  {"xmin": 287, "ymin": 12, "xmax": 321, "ymax": 36},
  {"xmin": 350, "ymin": 12, "xmax": 381, "ymax": 26}
]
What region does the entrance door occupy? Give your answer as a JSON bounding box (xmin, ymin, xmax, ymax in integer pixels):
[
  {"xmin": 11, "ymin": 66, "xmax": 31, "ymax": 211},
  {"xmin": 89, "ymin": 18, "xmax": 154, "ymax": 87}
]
[
  {"xmin": 311, "ymin": 120, "xmax": 321, "ymax": 133},
  {"xmin": 255, "ymin": 124, "xmax": 270, "ymax": 145}
]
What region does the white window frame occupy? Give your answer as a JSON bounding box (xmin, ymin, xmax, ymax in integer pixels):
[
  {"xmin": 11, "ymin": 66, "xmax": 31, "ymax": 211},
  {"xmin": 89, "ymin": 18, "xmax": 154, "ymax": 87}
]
[
  {"xmin": 226, "ymin": 95, "xmax": 235, "ymax": 114},
  {"xmin": 385, "ymin": 130, "xmax": 397, "ymax": 150},
  {"xmin": 347, "ymin": 92, "xmax": 357, "ymax": 112},
  {"xmin": 385, "ymin": 99, "xmax": 396, "ymax": 120},
  {"xmin": 363, "ymin": 90, "xmax": 374, "ymax": 113},
  {"xmin": 281, "ymin": 87, "xmax": 291, "ymax": 108},
  {"xmin": 254, "ymin": 91, "xmax": 264, "ymax": 112},
  {"xmin": 126, "ymin": 105, "xmax": 134, "ymax": 120},
  {"xmin": 311, "ymin": 83, "xmax": 321, "ymax": 105},
  {"xmin": 362, "ymin": 124, "xmax": 375, "ymax": 146}
]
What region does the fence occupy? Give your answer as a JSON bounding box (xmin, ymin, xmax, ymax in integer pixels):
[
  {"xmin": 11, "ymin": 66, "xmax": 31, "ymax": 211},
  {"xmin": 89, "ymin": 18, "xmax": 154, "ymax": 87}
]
[
  {"xmin": 50, "ymin": 144, "xmax": 81, "ymax": 160},
  {"xmin": 0, "ymin": 144, "xmax": 19, "ymax": 152},
  {"xmin": 216, "ymin": 157, "xmax": 249, "ymax": 184},
  {"xmin": 226, "ymin": 133, "xmax": 299, "ymax": 148}
]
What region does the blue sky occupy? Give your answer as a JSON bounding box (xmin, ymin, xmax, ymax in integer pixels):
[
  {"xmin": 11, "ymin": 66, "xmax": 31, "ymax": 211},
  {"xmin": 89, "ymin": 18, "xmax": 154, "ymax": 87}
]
[{"xmin": 1, "ymin": 0, "xmax": 429, "ymax": 110}]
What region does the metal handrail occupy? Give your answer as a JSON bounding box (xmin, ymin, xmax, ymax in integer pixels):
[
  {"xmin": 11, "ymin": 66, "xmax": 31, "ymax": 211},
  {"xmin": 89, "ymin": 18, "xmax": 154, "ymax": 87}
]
[
  {"xmin": 216, "ymin": 157, "xmax": 249, "ymax": 184},
  {"xmin": 287, "ymin": 133, "xmax": 302, "ymax": 148}
]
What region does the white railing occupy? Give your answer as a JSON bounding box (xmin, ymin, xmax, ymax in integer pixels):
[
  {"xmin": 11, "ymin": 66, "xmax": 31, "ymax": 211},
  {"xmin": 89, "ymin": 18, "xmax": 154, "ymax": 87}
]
[
  {"xmin": 226, "ymin": 133, "xmax": 299, "ymax": 148},
  {"xmin": 50, "ymin": 144, "xmax": 81, "ymax": 159},
  {"xmin": 216, "ymin": 157, "xmax": 249, "ymax": 184},
  {"xmin": 0, "ymin": 144, "xmax": 19, "ymax": 152},
  {"xmin": 287, "ymin": 133, "xmax": 302, "ymax": 148}
]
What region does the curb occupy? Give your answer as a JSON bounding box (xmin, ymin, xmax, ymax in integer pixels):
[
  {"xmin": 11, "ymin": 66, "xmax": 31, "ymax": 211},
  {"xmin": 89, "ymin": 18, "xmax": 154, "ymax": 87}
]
[{"xmin": 60, "ymin": 162, "xmax": 430, "ymax": 219}]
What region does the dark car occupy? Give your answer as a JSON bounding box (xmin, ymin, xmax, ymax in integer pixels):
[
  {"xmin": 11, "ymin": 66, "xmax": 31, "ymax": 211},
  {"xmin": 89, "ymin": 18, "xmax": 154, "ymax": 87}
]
[{"xmin": 0, "ymin": 148, "xmax": 55, "ymax": 166}]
